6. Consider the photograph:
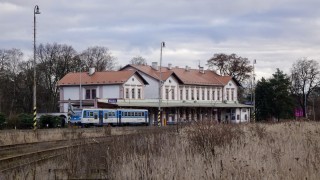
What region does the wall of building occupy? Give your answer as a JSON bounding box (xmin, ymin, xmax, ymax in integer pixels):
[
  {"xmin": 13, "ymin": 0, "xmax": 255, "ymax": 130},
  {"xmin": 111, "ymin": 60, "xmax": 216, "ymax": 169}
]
[
  {"xmin": 63, "ymin": 86, "xmax": 80, "ymax": 100},
  {"xmin": 138, "ymin": 73, "xmax": 159, "ymax": 99},
  {"xmin": 102, "ymin": 85, "xmax": 120, "ymax": 99},
  {"xmin": 223, "ymin": 80, "xmax": 238, "ymax": 102},
  {"xmin": 162, "ymin": 75, "xmax": 179, "ymax": 100}
]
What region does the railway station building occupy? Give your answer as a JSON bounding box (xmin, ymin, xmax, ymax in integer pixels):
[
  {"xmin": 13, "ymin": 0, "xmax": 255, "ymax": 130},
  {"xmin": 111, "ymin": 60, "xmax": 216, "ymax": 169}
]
[{"xmin": 57, "ymin": 63, "xmax": 251, "ymax": 125}]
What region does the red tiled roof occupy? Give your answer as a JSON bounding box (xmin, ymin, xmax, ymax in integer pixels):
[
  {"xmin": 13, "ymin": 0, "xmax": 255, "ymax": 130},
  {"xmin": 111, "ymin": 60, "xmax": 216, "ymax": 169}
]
[
  {"xmin": 122, "ymin": 64, "xmax": 234, "ymax": 86},
  {"xmin": 58, "ymin": 70, "xmax": 146, "ymax": 86}
]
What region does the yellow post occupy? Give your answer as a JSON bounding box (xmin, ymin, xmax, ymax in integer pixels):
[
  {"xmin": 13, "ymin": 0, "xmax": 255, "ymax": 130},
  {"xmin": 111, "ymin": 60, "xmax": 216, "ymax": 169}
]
[
  {"xmin": 158, "ymin": 111, "xmax": 161, "ymax": 127},
  {"xmin": 33, "ymin": 106, "xmax": 37, "ymax": 130}
]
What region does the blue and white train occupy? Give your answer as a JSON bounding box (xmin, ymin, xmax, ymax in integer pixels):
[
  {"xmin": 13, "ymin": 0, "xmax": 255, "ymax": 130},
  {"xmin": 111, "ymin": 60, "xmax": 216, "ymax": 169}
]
[{"xmin": 79, "ymin": 108, "xmax": 149, "ymax": 126}]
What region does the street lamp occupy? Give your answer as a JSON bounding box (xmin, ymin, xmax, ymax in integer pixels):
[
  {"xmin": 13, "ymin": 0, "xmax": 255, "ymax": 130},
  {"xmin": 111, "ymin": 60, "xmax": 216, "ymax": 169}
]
[
  {"xmin": 158, "ymin": 42, "xmax": 165, "ymax": 126},
  {"xmin": 251, "ymin": 59, "xmax": 256, "ymax": 122},
  {"xmin": 33, "ymin": 5, "xmax": 40, "ymax": 130}
]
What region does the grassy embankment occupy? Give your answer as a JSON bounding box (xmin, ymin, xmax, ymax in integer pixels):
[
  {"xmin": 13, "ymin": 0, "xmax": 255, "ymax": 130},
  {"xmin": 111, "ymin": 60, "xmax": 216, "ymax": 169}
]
[{"xmin": 61, "ymin": 121, "xmax": 320, "ymax": 179}]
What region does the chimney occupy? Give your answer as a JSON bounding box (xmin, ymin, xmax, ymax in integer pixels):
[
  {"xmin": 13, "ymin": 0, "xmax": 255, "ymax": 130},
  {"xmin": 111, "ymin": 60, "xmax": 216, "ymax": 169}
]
[
  {"xmin": 185, "ymin": 66, "xmax": 190, "ymax": 71},
  {"xmin": 151, "ymin": 62, "xmax": 158, "ymax": 70},
  {"xmin": 168, "ymin": 63, "xmax": 172, "ymax": 70},
  {"xmin": 199, "ymin": 66, "xmax": 204, "ymax": 74},
  {"xmin": 88, "ymin": 67, "xmax": 95, "ymax": 76}
]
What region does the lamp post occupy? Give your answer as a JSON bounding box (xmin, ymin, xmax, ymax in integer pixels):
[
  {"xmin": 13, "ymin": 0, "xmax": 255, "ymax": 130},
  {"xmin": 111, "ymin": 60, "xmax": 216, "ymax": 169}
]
[
  {"xmin": 158, "ymin": 42, "xmax": 165, "ymax": 126},
  {"xmin": 251, "ymin": 59, "xmax": 256, "ymax": 122},
  {"xmin": 33, "ymin": 5, "xmax": 40, "ymax": 130}
]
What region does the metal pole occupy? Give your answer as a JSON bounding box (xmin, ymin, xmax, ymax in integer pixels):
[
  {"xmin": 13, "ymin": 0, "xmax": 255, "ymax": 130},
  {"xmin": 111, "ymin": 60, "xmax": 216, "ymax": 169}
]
[
  {"xmin": 158, "ymin": 42, "xmax": 165, "ymax": 127},
  {"xmin": 252, "ymin": 59, "xmax": 256, "ymax": 122},
  {"xmin": 33, "ymin": 5, "xmax": 40, "ymax": 130},
  {"xmin": 80, "ymin": 63, "xmax": 82, "ymax": 109}
]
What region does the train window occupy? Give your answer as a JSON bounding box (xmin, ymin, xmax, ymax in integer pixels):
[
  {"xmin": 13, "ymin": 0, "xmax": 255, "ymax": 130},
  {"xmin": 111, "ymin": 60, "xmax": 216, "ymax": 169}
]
[
  {"xmin": 129, "ymin": 112, "xmax": 133, "ymax": 116},
  {"xmin": 89, "ymin": 112, "xmax": 93, "ymax": 117},
  {"xmin": 142, "ymin": 112, "xmax": 145, "ymax": 116},
  {"xmin": 83, "ymin": 111, "xmax": 87, "ymax": 117},
  {"xmin": 104, "ymin": 113, "xmax": 108, "ymax": 119},
  {"xmin": 108, "ymin": 112, "xmax": 115, "ymax": 117},
  {"xmin": 135, "ymin": 112, "xmax": 138, "ymax": 116},
  {"xmin": 94, "ymin": 113, "xmax": 98, "ymax": 119},
  {"xmin": 124, "ymin": 112, "xmax": 128, "ymax": 116}
]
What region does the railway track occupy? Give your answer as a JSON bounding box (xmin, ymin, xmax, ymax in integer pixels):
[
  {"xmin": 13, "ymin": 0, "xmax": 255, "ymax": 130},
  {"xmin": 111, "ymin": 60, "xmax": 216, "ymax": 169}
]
[{"xmin": 0, "ymin": 126, "xmax": 178, "ymax": 173}]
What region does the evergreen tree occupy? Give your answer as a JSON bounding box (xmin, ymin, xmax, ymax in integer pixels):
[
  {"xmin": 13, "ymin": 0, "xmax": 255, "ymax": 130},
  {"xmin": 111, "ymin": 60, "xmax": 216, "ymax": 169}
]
[{"xmin": 255, "ymin": 69, "xmax": 294, "ymax": 121}]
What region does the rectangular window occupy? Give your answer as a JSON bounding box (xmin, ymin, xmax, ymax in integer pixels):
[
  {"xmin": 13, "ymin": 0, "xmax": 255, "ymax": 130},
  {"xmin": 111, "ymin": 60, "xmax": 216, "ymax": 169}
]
[
  {"xmin": 138, "ymin": 89, "xmax": 141, "ymax": 99},
  {"xmin": 132, "ymin": 88, "xmax": 135, "ymax": 99},
  {"xmin": 172, "ymin": 89, "xmax": 175, "ymax": 100},
  {"xmin": 186, "ymin": 89, "xmax": 189, "ymax": 100},
  {"xmin": 166, "ymin": 89, "xmax": 169, "ymax": 99},
  {"xmin": 212, "ymin": 90, "xmax": 215, "ymax": 100},
  {"xmin": 191, "ymin": 90, "xmax": 194, "ymax": 100},
  {"xmin": 89, "ymin": 112, "xmax": 93, "ymax": 117},
  {"xmin": 237, "ymin": 114, "xmax": 240, "ymax": 120},
  {"xmin": 227, "ymin": 88, "xmax": 230, "ymax": 101},
  {"xmin": 85, "ymin": 89, "xmax": 97, "ymax": 99},
  {"xmin": 217, "ymin": 89, "xmax": 220, "ymax": 100},
  {"xmin": 196, "ymin": 89, "xmax": 199, "ymax": 100},
  {"xmin": 86, "ymin": 89, "xmax": 90, "ymax": 99},
  {"xmin": 207, "ymin": 90, "xmax": 210, "ymax": 100},
  {"xmin": 92, "ymin": 89, "xmax": 96, "ymax": 99},
  {"xmin": 180, "ymin": 89, "xmax": 183, "ymax": 100},
  {"xmin": 231, "ymin": 88, "xmax": 235, "ymax": 101},
  {"xmin": 104, "ymin": 113, "xmax": 108, "ymax": 119},
  {"xmin": 202, "ymin": 90, "xmax": 205, "ymax": 100},
  {"xmin": 125, "ymin": 88, "xmax": 129, "ymax": 98}
]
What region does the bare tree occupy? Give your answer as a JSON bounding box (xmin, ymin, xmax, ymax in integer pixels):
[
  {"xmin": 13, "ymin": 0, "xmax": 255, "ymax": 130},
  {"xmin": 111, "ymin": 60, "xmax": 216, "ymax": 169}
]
[
  {"xmin": 0, "ymin": 48, "xmax": 23, "ymax": 115},
  {"xmin": 130, "ymin": 56, "xmax": 147, "ymax": 65},
  {"xmin": 37, "ymin": 43, "xmax": 78, "ymax": 112},
  {"xmin": 80, "ymin": 46, "xmax": 117, "ymax": 71},
  {"xmin": 207, "ymin": 53, "xmax": 253, "ymax": 84},
  {"xmin": 291, "ymin": 58, "xmax": 320, "ymax": 118}
]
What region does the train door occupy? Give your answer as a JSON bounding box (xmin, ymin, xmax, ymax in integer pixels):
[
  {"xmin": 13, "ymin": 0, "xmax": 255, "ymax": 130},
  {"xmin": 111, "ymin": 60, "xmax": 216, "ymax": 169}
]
[
  {"xmin": 99, "ymin": 110, "xmax": 103, "ymax": 125},
  {"xmin": 118, "ymin": 110, "xmax": 122, "ymax": 125},
  {"xmin": 145, "ymin": 111, "xmax": 148, "ymax": 124}
]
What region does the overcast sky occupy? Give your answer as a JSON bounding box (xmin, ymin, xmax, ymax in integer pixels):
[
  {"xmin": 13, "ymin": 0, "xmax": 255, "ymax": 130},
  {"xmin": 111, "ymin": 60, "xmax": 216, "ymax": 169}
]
[{"xmin": 1, "ymin": 0, "xmax": 320, "ymax": 80}]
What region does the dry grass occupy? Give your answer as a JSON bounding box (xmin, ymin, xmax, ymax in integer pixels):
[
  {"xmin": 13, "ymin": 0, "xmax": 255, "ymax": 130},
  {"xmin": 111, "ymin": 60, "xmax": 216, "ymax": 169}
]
[
  {"xmin": 2, "ymin": 121, "xmax": 320, "ymax": 179},
  {"xmin": 58, "ymin": 121, "xmax": 320, "ymax": 179}
]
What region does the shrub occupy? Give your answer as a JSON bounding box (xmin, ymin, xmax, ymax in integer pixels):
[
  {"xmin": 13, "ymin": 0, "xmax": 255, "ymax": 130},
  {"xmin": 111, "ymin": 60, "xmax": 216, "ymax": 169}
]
[
  {"xmin": 187, "ymin": 121, "xmax": 244, "ymax": 156},
  {"xmin": 39, "ymin": 115, "xmax": 62, "ymax": 128},
  {"xmin": 6, "ymin": 114, "xmax": 20, "ymax": 129},
  {"xmin": 17, "ymin": 113, "xmax": 34, "ymax": 129}
]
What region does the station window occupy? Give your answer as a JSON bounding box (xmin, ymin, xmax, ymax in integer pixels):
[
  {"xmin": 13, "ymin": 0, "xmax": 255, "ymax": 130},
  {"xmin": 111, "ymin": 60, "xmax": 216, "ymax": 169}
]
[
  {"xmin": 171, "ymin": 89, "xmax": 175, "ymax": 100},
  {"xmin": 132, "ymin": 88, "xmax": 135, "ymax": 99},
  {"xmin": 138, "ymin": 89, "xmax": 141, "ymax": 99},
  {"xmin": 125, "ymin": 88, "xmax": 129, "ymax": 99},
  {"xmin": 85, "ymin": 89, "xmax": 97, "ymax": 99},
  {"xmin": 191, "ymin": 90, "xmax": 194, "ymax": 100}
]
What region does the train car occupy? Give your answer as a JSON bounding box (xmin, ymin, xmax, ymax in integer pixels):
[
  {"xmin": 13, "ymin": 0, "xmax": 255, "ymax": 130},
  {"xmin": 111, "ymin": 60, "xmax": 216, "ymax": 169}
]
[
  {"xmin": 69, "ymin": 109, "xmax": 82, "ymax": 124},
  {"xmin": 118, "ymin": 109, "xmax": 149, "ymax": 125},
  {"xmin": 80, "ymin": 108, "xmax": 149, "ymax": 126}
]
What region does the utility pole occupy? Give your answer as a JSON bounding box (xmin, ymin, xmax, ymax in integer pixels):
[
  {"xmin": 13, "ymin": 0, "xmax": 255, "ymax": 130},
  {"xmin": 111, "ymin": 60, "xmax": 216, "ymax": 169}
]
[
  {"xmin": 33, "ymin": 5, "xmax": 40, "ymax": 130},
  {"xmin": 158, "ymin": 42, "xmax": 165, "ymax": 126}
]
